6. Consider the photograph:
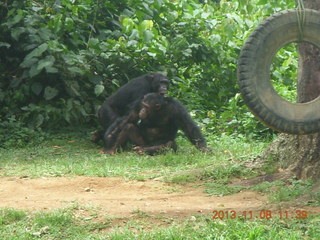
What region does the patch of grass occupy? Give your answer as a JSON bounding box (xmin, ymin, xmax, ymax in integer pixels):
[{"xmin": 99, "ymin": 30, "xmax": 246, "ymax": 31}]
[
  {"xmin": 200, "ymin": 163, "xmax": 254, "ymax": 196},
  {"xmin": 201, "ymin": 164, "xmax": 253, "ymax": 181},
  {"xmin": 0, "ymin": 208, "xmax": 86, "ymax": 239},
  {"xmin": 0, "ymin": 208, "xmax": 319, "ymax": 239},
  {"xmin": 250, "ymin": 178, "xmax": 314, "ymax": 203},
  {"xmin": 252, "ymin": 180, "xmax": 286, "ymax": 193},
  {"xmin": 168, "ymin": 173, "xmax": 199, "ymax": 184},
  {"xmin": 308, "ymin": 191, "xmax": 320, "ymax": 206},
  {"xmin": 0, "ymin": 209, "xmax": 26, "ymax": 225},
  {"xmin": 259, "ymin": 155, "xmax": 280, "ymax": 175},
  {"xmin": 269, "ymin": 178, "xmax": 313, "ymax": 203},
  {"xmin": 0, "ymin": 132, "xmax": 267, "ymax": 182},
  {"xmin": 205, "ymin": 182, "xmax": 248, "ymax": 196}
]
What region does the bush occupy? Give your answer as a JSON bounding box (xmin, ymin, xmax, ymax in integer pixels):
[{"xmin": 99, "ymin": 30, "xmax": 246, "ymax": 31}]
[
  {"xmin": 0, "ymin": 0, "xmax": 295, "ymax": 137},
  {"xmin": 0, "ymin": 117, "xmax": 47, "ymax": 148}
]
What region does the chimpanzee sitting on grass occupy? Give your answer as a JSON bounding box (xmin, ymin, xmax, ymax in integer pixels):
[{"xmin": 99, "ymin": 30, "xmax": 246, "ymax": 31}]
[
  {"xmin": 92, "ymin": 73, "xmax": 169, "ymax": 143},
  {"xmin": 103, "ymin": 93, "xmax": 210, "ymax": 155}
]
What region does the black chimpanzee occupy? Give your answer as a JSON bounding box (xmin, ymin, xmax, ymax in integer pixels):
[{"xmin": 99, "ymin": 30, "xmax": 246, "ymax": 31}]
[
  {"xmin": 103, "ymin": 93, "xmax": 210, "ymax": 155},
  {"xmin": 99, "ymin": 72, "xmax": 169, "ymax": 129},
  {"xmin": 92, "ymin": 73, "xmax": 169, "ymax": 142}
]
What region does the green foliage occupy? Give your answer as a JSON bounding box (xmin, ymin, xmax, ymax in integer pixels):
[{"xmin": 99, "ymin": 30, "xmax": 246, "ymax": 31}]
[
  {"xmin": 252, "ymin": 180, "xmax": 286, "ymax": 193},
  {"xmin": 252, "ymin": 178, "xmax": 314, "ymax": 203},
  {"xmin": 0, "ymin": 209, "xmax": 26, "ymax": 225},
  {"xmin": 205, "ymin": 182, "xmax": 247, "ymax": 196},
  {"xmin": 0, "ymin": 117, "xmax": 47, "ymax": 148},
  {"xmin": 270, "ymin": 178, "xmax": 313, "ymax": 203},
  {"xmin": 0, "ymin": 0, "xmax": 295, "ymax": 138},
  {"xmin": 271, "ymin": 43, "xmax": 298, "ymax": 103},
  {"xmin": 0, "ymin": 131, "xmax": 267, "ymax": 179},
  {"xmin": 308, "ymin": 191, "xmax": 320, "ymax": 206},
  {"xmin": 1, "ymin": 207, "xmax": 319, "ymax": 239}
]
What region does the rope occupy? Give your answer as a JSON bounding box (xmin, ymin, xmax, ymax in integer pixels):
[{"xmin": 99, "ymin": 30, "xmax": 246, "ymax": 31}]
[{"xmin": 296, "ymin": 0, "xmax": 306, "ymax": 42}]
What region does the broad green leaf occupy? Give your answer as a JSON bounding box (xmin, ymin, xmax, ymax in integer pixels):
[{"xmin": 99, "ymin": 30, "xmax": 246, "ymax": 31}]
[
  {"xmin": 121, "ymin": 17, "xmax": 135, "ymax": 32},
  {"xmin": 142, "ymin": 3, "xmax": 153, "ymax": 16},
  {"xmin": 129, "ymin": 29, "xmax": 139, "ymax": 40},
  {"xmin": 37, "ymin": 28, "xmax": 53, "ymax": 41},
  {"xmin": 139, "ymin": 20, "xmax": 154, "ymax": 32},
  {"xmin": 10, "ymin": 9, "xmax": 24, "ymax": 26},
  {"xmin": 67, "ymin": 99, "xmax": 73, "ymax": 111},
  {"xmin": 68, "ymin": 66, "xmax": 84, "ymax": 75},
  {"xmin": 0, "ymin": 42, "xmax": 10, "ymax": 48},
  {"xmin": 29, "ymin": 64, "xmax": 42, "ymax": 78},
  {"xmin": 127, "ymin": 40, "xmax": 138, "ymax": 47},
  {"xmin": 45, "ymin": 66, "xmax": 59, "ymax": 73},
  {"xmin": 143, "ymin": 30, "xmax": 154, "ymax": 42},
  {"xmin": 44, "ymin": 86, "xmax": 59, "ymax": 100},
  {"xmin": 122, "ymin": 17, "xmax": 134, "ymax": 27},
  {"xmin": 34, "ymin": 114, "xmax": 44, "ymax": 128},
  {"xmin": 64, "ymin": 111, "xmax": 71, "ymax": 123},
  {"xmin": 24, "ymin": 43, "xmax": 48, "ymax": 62},
  {"xmin": 11, "ymin": 27, "xmax": 26, "ymax": 41},
  {"xmin": 67, "ymin": 81, "xmax": 81, "ymax": 97},
  {"xmin": 94, "ymin": 84, "xmax": 105, "ymax": 96},
  {"xmin": 226, "ymin": 13, "xmax": 244, "ymax": 26},
  {"xmin": 123, "ymin": 9, "xmax": 134, "ymax": 16},
  {"xmin": 210, "ymin": 34, "xmax": 221, "ymax": 45},
  {"xmin": 31, "ymin": 82, "xmax": 43, "ymax": 95},
  {"xmin": 65, "ymin": 17, "xmax": 74, "ymax": 30},
  {"xmin": 20, "ymin": 57, "xmax": 38, "ymax": 68},
  {"xmin": 147, "ymin": 52, "xmax": 156, "ymax": 57},
  {"xmin": 88, "ymin": 38, "xmax": 99, "ymax": 46},
  {"xmin": 258, "ymin": 0, "xmax": 268, "ymax": 4},
  {"xmin": 10, "ymin": 77, "xmax": 23, "ymax": 88},
  {"xmin": 37, "ymin": 56, "xmax": 55, "ymax": 71},
  {"xmin": 182, "ymin": 48, "xmax": 192, "ymax": 57},
  {"xmin": 224, "ymin": 23, "xmax": 235, "ymax": 38}
]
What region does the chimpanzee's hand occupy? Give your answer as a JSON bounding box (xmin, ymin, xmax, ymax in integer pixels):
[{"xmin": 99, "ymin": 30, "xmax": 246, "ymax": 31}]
[
  {"xmin": 100, "ymin": 148, "xmax": 116, "ymax": 155},
  {"xmin": 133, "ymin": 146, "xmax": 145, "ymax": 155}
]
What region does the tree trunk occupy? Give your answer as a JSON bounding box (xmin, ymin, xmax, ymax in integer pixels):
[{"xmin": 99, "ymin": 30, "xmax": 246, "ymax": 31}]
[{"xmin": 261, "ymin": 0, "xmax": 320, "ymax": 181}]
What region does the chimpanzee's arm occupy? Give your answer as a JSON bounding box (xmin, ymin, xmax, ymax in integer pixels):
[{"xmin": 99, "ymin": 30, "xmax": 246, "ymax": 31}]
[
  {"xmin": 171, "ymin": 100, "xmax": 209, "ymax": 151},
  {"xmin": 103, "ymin": 100, "xmax": 141, "ymax": 152}
]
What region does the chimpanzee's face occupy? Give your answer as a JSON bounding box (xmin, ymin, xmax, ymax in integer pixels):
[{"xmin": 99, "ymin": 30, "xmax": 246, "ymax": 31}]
[
  {"xmin": 158, "ymin": 78, "xmax": 169, "ymax": 95},
  {"xmin": 139, "ymin": 93, "xmax": 164, "ymax": 119},
  {"xmin": 150, "ymin": 73, "xmax": 169, "ymax": 95}
]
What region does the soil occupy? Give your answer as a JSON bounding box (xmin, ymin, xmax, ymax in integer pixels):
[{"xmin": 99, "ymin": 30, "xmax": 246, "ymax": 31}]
[{"xmin": 0, "ymin": 176, "xmax": 319, "ymax": 218}]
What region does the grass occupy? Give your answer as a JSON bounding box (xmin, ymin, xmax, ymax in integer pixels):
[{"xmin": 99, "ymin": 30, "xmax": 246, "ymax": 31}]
[
  {"xmin": 270, "ymin": 179, "xmax": 313, "ymax": 203},
  {"xmin": 0, "ymin": 132, "xmax": 266, "ymax": 180},
  {"xmin": 0, "ymin": 130, "xmax": 319, "ymax": 239},
  {"xmin": 252, "ymin": 178, "xmax": 316, "ymax": 203},
  {"xmin": 1, "ymin": 208, "xmax": 319, "ymax": 239}
]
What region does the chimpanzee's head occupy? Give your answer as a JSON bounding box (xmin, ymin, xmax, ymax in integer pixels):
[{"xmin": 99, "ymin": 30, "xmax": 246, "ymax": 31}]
[
  {"xmin": 149, "ymin": 73, "xmax": 169, "ymax": 95},
  {"xmin": 139, "ymin": 93, "xmax": 165, "ymax": 119}
]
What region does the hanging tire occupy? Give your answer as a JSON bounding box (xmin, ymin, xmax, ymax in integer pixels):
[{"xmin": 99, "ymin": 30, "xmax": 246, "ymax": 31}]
[{"xmin": 238, "ymin": 9, "xmax": 320, "ymax": 134}]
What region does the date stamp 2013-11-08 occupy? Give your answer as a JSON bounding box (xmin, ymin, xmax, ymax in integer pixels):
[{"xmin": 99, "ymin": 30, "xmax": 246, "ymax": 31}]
[{"xmin": 212, "ymin": 209, "xmax": 313, "ymax": 220}]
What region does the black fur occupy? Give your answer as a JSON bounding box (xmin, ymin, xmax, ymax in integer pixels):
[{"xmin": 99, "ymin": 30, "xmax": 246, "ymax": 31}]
[
  {"xmin": 103, "ymin": 93, "xmax": 209, "ymax": 154},
  {"xmin": 92, "ymin": 73, "xmax": 169, "ymax": 143},
  {"xmin": 98, "ymin": 72, "xmax": 169, "ymax": 129}
]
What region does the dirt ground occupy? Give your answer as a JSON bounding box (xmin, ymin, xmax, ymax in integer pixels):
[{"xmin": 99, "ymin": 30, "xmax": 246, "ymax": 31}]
[{"xmin": 0, "ymin": 176, "xmax": 319, "ymax": 218}]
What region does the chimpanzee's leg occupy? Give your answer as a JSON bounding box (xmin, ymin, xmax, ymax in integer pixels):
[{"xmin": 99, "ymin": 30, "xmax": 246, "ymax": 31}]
[
  {"xmin": 103, "ymin": 123, "xmax": 145, "ymax": 154},
  {"xmin": 134, "ymin": 140, "xmax": 177, "ymax": 155}
]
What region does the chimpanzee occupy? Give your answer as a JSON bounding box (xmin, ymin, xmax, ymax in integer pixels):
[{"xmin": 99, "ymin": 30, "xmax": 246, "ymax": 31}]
[
  {"xmin": 99, "ymin": 72, "xmax": 169, "ymax": 129},
  {"xmin": 103, "ymin": 93, "xmax": 210, "ymax": 155},
  {"xmin": 92, "ymin": 72, "xmax": 169, "ymax": 142}
]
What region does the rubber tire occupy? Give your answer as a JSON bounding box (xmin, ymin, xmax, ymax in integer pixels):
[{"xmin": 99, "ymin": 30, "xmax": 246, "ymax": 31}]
[{"xmin": 238, "ymin": 9, "xmax": 320, "ymax": 134}]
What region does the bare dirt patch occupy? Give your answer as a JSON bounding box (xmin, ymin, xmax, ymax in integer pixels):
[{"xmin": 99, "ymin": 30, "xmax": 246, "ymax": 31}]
[{"xmin": 0, "ymin": 176, "xmax": 268, "ymax": 217}]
